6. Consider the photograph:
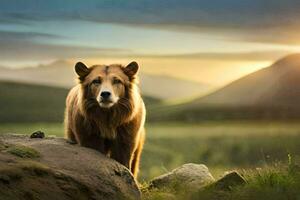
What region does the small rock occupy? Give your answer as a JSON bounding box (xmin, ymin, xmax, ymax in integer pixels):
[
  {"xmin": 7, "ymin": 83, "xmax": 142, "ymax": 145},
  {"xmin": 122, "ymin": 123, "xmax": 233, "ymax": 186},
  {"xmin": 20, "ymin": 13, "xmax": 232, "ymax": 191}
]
[
  {"xmin": 213, "ymin": 171, "xmax": 246, "ymax": 190},
  {"xmin": 30, "ymin": 131, "xmax": 45, "ymax": 139},
  {"xmin": 0, "ymin": 175, "xmax": 10, "ymax": 184},
  {"xmin": 149, "ymin": 163, "xmax": 215, "ymax": 192}
]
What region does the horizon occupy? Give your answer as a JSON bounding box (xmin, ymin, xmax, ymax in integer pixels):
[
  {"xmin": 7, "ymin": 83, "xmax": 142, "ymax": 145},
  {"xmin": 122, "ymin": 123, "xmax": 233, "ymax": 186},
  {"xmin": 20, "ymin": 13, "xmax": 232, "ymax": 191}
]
[{"xmin": 0, "ymin": 56, "xmax": 275, "ymax": 86}]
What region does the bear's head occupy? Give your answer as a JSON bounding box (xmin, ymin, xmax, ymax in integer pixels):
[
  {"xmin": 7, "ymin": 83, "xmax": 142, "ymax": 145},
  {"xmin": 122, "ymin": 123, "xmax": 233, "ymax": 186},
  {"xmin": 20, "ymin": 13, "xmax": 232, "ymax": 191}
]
[{"xmin": 75, "ymin": 61, "xmax": 139, "ymax": 109}]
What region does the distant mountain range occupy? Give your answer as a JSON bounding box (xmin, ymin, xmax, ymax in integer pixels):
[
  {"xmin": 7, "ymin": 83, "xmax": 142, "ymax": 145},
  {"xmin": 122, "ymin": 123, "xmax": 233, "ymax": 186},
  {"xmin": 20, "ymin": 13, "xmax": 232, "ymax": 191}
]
[
  {"xmin": 2, "ymin": 54, "xmax": 300, "ymax": 122},
  {"xmin": 0, "ymin": 60, "xmax": 210, "ymax": 100},
  {"xmin": 149, "ymin": 54, "xmax": 300, "ymax": 121}
]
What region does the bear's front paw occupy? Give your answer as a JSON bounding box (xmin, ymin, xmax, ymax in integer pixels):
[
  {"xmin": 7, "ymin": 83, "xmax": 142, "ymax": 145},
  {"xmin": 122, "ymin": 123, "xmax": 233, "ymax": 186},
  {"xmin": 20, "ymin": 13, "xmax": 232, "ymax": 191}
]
[{"xmin": 66, "ymin": 139, "xmax": 77, "ymax": 145}]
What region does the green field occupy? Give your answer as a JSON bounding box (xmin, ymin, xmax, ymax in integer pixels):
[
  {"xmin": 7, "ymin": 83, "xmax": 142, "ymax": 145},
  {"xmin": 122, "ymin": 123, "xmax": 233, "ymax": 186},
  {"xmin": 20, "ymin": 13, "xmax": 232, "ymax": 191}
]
[{"xmin": 1, "ymin": 121, "xmax": 299, "ymax": 181}]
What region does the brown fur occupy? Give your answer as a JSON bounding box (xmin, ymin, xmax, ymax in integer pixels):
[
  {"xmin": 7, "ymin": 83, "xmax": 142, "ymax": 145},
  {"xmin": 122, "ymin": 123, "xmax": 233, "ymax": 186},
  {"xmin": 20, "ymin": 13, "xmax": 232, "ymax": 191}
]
[{"xmin": 64, "ymin": 62, "xmax": 146, "ymax": 178}]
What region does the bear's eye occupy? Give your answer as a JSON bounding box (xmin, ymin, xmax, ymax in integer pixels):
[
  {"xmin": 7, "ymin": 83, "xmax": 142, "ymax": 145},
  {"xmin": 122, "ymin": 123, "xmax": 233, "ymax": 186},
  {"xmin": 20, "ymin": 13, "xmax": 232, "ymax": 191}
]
[
  {"xmin": 113, "ymin": 78, "xmax": 122, "ymax": 85},
  {"xmin": 92, "ymin": 78, "xmax": 101, "ymax": 85}
]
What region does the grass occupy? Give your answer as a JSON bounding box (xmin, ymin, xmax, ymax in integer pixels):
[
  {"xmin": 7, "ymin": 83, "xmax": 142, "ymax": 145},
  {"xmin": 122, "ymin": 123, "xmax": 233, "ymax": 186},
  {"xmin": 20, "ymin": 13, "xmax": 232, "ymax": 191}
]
[
  {"xmin": 142, "ymin": 160, "xmax": 300, "ymax": 200},
  {"xmin": 148, "ymin": 103, "xmax": 300, "ymax": 122},
  {"xmin": 140, "ymin": 121, "xmax": 300, "ymax": 180},
  {"xmin": 194, "ymin": 158, "xmax": 300, "ymax": 200}
]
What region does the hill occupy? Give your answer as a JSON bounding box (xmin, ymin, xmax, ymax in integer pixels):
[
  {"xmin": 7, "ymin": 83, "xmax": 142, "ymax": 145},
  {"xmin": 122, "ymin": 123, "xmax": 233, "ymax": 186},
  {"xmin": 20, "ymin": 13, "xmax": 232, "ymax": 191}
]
[
  {"xmin": 149, "ymin": 54, "xmax": 300, "ymax": 121},
  {"xmin": 193, "ymin": 53, "xmax": 300, "ymax": 107},
  {"xmin": 0, "ymin": 60, "xmax": 210, "ymax": 100},
  {"xmin": 0, "ymin": 81, "xmax": 160, "ymax": 123},
  {"xmin": 0, "ymin": 81, "xmax": 68, "ymax": 122}
]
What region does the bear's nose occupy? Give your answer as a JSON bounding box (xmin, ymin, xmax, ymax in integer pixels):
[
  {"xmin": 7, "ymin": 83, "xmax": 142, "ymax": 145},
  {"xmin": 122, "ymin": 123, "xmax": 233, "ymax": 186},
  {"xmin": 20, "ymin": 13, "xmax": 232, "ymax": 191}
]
[{"xmin": 100, "ymin": 91, "xmax": 111, "ymax": 99}]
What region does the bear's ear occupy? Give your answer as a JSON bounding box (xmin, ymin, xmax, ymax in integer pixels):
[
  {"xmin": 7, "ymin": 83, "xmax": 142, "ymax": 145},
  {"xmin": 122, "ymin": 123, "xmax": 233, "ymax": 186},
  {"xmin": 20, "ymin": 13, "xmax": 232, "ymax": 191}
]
[
  {"xmin": 75, "ymin": 62, "xmax": 90, "ymax": 79},
  {"xmin": 124, "ymin": 61, "xmax": 139, "ymax": 78}
]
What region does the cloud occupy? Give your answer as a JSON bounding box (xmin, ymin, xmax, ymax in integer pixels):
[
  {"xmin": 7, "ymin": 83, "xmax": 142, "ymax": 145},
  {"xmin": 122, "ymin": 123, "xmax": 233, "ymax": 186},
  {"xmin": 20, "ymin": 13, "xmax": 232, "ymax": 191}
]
[
  {"xmin": 1, "ymin": 1, "xmax": 298, "ymax": 25},
  {"xmin": 0, "ymin": 31, "xmax": 130, "ymax": 61},
  {"xmin": 1, "ymin": 1, "xmax": 300, "ymax": 45},
  {"xmin": 133, "ymin": 50, "xmax": 291, "ymax": 62},
  {"xmin": 0, "ymin": 29, "xmax": 292, "ymax": 62},
  {"xmin": 0, "ymin": 30, "xmax": 62, "ymax": 41}
]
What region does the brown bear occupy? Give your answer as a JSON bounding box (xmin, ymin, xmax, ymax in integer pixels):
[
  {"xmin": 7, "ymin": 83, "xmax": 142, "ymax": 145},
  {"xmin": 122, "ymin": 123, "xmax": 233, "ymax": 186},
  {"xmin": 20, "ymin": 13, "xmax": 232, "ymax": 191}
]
[{"xmin": 64, "ymin": 61, "xmax": 146, "ymax": 178}]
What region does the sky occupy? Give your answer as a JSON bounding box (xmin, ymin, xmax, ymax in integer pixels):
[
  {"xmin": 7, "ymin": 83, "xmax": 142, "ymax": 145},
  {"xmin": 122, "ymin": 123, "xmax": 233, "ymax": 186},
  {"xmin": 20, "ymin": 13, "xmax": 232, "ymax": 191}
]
[{"xmin": 1, "ymin": 0, "xmax": 300, "ymax": 85}]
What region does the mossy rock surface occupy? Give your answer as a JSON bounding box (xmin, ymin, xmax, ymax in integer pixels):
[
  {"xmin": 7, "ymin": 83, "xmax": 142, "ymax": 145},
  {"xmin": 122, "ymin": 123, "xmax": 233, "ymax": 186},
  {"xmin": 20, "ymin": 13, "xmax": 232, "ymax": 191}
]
[
  {"xmin": 7, "ymin": 144, "xmax": 40, "ymax": 158},
  {"xmin": 0, "ymin": 134, "xmax": 140, "ymax": 200}
]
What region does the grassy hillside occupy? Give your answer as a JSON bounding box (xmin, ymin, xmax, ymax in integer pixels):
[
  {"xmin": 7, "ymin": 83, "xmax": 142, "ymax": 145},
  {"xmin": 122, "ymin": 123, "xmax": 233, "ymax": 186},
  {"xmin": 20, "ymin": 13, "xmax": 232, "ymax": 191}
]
[
  {"xmin": 148, "ymin": 104, "xmax": 300, "ymax": 122},
  {"xmin": 0, "ymin": 81, "xmax": 161, "ymax": 123},
  {"xmin": 193, "ymin": 54, "xmax": 300, "ymax": 107},
  {"xmin": 0, "ymin": 81, "xmax": 68, "ymax": 122}
]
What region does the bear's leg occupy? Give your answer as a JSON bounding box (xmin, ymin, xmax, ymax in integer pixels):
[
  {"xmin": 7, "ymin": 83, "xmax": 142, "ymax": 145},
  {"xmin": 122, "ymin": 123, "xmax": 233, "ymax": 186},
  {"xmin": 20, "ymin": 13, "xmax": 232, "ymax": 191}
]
[
  {"xmin": 111, "ymin": 139, "xmax": 133, "ymax": 170},
  {"xmin": 130, "ymin": 142, "xmax": 142, "ymax": 178},
  {"xmin": 130, "ymin": 130, "xmax": 145, "ymax": 178},
  {"xmin": 80, "ymin": 135, "xmax": 107, "ymax": 154}
]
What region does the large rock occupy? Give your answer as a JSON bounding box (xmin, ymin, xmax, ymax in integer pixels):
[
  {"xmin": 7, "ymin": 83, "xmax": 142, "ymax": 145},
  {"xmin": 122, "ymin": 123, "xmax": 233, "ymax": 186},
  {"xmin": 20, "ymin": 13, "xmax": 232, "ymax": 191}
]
[
  {"xmin": 0, "ymin": 134, "xmax": 140, "ymax": 200},
  {"xmin": 149, "ymin": 163, "xmax": 214, "ymax": 192}
]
